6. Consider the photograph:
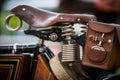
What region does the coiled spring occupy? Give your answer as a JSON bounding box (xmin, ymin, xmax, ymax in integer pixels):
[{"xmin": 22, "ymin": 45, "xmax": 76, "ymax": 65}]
[
  {"xmin": 60, "ymin": 23, "xmax": 79, "ymax": 62},
  {"xmin": 62, "ymin": 44, "xmax": 79, "ymax": 62},
  {"xmin": 61, "ymin": 24, "xmax": 74, "ymax": 40}
]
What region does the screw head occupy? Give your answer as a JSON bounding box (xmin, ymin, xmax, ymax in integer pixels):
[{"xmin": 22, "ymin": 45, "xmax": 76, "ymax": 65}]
[
  {"xmin": 22, "ymin": 8, "xmax": 26, "ymax": 11},
  {"xmin": 49, "ymin": 33, "xmax": 58, "ymax": 41},
  {"xmin": 60, "ymin": 16, "xmax": 64, "ymax": 20},
  {"xmin": 108, "ymin": 39, "xmax": 112, "ymax": 43},
  {"xmin": 77, "ymin": 18, "xmax": 81, "ymax": 22}
]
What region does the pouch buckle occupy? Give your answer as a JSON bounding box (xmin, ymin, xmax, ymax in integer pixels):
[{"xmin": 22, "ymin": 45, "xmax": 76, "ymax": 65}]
[{"xmin": 91, "ymin": 33, "xmax": 105, "ymax": 51}]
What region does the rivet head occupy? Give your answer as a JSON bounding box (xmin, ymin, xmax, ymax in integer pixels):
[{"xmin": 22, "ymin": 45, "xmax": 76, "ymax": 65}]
[
  {"xmin": 39, "ymin": 47, "xmax": 44, "ymax": 53},
  {"xmin": 108, "ymin": 39, "xmax": 112, "ymax": 43},
  {"xmin": 91, "ymin": 19, "xmax": 94, "ymax": 21},
  {"xmin": 77, "ymin": 18, "xmax": 81, "ymax": 22},
  {"xmin": 60, "ymin": 17, "xmax": 64, "ymax": 20},
  {"xmin": 22, "ymin": 8, "xmax": 26, "ymax": 11}
]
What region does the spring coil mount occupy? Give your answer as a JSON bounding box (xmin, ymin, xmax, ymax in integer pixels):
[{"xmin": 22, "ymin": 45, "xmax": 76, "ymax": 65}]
[
  {"xmin": 61, "ymin": 24, "xmax": 74, "ymax": 38},
  {"xmin": 60, "ymin": 23, "xmax": 79, "ymax": 62},
  {"xmin": 62, "ymin": 44, "xmax": 79, "ymax": 62}
]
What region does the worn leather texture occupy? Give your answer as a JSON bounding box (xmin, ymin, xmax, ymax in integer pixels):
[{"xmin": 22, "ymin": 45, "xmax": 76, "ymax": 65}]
[
  {"xmin": 82, "ymin": 21, "xmax": 120, "ymax": 70},
  {"xmin": 11, "ymin": 5, "xmax": 97, "ymax": 28}
]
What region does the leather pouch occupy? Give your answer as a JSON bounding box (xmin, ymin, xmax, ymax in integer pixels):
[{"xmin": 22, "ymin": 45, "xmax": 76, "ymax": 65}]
[{"xmin": 82, "ymin": 21, "xmax": 120, "ymax": 70}]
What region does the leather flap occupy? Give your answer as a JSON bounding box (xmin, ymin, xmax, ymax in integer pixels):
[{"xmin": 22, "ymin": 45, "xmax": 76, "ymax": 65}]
[
  {"xmin": 88, "ymin": 21, "xmax": 115, "ymax": 33},
  {"xmin": 112, "ymin": 24, "xmax": 120, "ymax": 44}
]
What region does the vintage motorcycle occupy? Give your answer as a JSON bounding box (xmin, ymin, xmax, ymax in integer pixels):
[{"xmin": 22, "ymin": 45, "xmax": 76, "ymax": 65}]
[{"xmin": 0, "ymin": 5, "xmax": 120, "ymax": 80}]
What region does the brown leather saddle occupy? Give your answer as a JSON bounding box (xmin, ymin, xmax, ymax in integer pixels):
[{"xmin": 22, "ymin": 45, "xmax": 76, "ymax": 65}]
[{"xmin": 11, "ymin": 5, "xmax": 97, "ymax": 28}]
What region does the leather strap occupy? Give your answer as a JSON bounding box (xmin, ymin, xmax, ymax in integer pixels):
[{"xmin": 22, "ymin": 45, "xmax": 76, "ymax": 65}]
[
  {"xmin": 115, "ymin": 25, "xmax": 120, "ymax": 45},
  {"xmin": 49, "ymin": 54, "xmax": 78, "ymax": 80}
]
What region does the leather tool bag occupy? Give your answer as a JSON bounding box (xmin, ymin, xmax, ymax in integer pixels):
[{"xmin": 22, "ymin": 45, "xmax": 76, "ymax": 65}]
[{"xmin": 82, "ymin": 21, "xmax": 120, "ymax": 70}]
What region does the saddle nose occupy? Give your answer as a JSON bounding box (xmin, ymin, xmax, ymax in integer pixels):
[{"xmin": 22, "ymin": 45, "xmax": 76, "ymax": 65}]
[{"xmin": 11, "ymin": 5, "xmax": 58, "ymax": 28}]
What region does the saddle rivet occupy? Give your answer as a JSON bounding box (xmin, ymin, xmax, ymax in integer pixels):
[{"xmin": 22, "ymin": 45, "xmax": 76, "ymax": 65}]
[
  {"xmin": 22, "ymin": 8, "xmax": 26, "ymax": 11},
  {"xmin": 77, "ymin": 18, "xmax": 81, "ymax": 21},
  {"xmin": 91, "ymin": 19, "xmax": 94, "ymax": 21},
  {"xmin": 108, "ymin": 39, "xmax": 112, "ymax": 43},
  {"xmin": 60, "ymin": 17, "xmax": 64, "ymax": 20}
]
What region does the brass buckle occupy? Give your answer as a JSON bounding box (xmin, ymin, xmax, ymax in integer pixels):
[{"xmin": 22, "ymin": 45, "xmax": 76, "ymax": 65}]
[{"xmin": 91, "ymin": 33, "xmax": 105, "ymax": 51}]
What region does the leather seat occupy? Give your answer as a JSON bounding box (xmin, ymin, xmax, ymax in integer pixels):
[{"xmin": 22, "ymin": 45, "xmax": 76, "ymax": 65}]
[{"xmin": 11, "ymin": 5, "xmax": 97, "ymax": 28}]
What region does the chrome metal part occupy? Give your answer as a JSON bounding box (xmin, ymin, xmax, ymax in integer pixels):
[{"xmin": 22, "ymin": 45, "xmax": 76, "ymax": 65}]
[
  {"xmin": 62, "ymin": 44, "xmax": 79, "ymax": 62},
  {"xmin": 5, "ymin": 14, "xmax": 30, "ymax": 32},
  {"xmin": 60, "ymin": 23, "xmax": 79, "ymax": 62},
  {"xmin": 5, "ymin": 14, "xmax": 22, "ymax": 31}
]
